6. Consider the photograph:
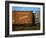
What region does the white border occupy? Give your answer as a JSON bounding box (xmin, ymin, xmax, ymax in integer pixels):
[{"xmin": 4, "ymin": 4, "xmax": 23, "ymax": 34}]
[{"xmin": 9, "ymin": 3, "xmax": 43, "ymax": 35}]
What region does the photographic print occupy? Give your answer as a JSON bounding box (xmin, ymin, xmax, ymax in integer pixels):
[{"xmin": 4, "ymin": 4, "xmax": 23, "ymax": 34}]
[
  {"xmin": 12, "ymin": 6, "xmax": 40, "ymax": 31},
  {"xmin": 5, "ymin": 1, "xmax": 45, "ymax": 37}
]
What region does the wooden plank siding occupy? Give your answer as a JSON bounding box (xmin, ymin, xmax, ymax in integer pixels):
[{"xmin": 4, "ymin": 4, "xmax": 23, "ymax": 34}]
[{"xmin": 12, "ymin": 11, "xmax": 33, "ymax": 24}]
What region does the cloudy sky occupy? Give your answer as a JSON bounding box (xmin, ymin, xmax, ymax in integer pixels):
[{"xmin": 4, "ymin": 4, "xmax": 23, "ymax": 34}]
[{"xmin": 12, "ymin": 6, "xmax": 40, "ymax": 13}]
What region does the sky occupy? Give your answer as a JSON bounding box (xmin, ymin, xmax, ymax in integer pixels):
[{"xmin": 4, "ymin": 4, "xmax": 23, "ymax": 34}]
[{"xmin": 12, "ymin": 6, "xmax": 40, "ymax": 13}]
